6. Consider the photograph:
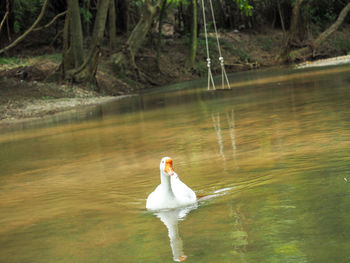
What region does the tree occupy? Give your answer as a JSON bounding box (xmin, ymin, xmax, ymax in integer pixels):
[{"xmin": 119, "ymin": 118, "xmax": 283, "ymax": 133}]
[
  {"xmin": 60, "ymin": 0, "xmax": 84, "ymax": 77},
  {"xmin": 111, "ymin": 0, "xmax": 164, "ymax": 82},
  {"xmin": 0, "ymin": 0, "xmax": 50, "ymax": 54},
  {"xmin": 277, "ymin": 0, "xmax": 305, "ymax": 63},
  {"xmin": 185, "ymin": 0, "xmax": 197, "ymax": 70},
  {"xmin": 61, "ymin": 0, "xmax": 110, "ymax": 86},
  {"xmin": 278, "ymin": 1, "xmax": 350, "ymax": 63},
  {"xmin": 290, "ymin": 2, "xmax": 350, "ymax": 61},
  {"xmin": 156, "ymin": 0, "xmax": 170, "ymax": 72},
  {"xmin": 108, "ymin": 0, "xmax": 117, "ymax": 50}
]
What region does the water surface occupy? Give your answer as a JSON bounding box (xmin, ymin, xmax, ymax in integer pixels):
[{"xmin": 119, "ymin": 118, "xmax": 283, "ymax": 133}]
[{"xmin": 1, "ymin": 65, "xmax": 350, "ymax": 263}]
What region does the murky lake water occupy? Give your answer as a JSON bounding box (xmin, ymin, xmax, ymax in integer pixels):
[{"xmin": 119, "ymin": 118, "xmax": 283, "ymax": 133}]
[{"xmin": 1, "ymin": 65, "xmax": 350, "ymax": 263}]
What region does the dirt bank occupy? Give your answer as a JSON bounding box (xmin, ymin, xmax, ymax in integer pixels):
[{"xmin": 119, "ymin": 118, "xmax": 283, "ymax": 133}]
[
  {"xmin": 0, "ymin": 75, "xmax": 134, "ymax": 124},
  {"xmin": 0, "ymin": 94, "xmax": 129, "ymax": 125},
  {"xmin": 0, "ymin": 58, "xmax": 132, "ymax": 125}
]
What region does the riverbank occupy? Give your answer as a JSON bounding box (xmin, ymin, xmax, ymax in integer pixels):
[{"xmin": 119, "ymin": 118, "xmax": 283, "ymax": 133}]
[
  {"xmin": 0, "ymin": 75, "xmax": 133, "ymax": 126},
  {"xmin": 1, "ymin": 27, "xmax": 349, "ymax": 125},
  {"xmin": 0, "ymin": 94, "xmax": 128, "ymax": 125},
  {"xmin": 0, "ymin": 55, "xmax": 133, "ymax": 125},
  {"xmin": 3, "ymin": 56, "xmax": 350, "ymax": 126},
  {"xmin": 296, "ymin": 55, "xmax": 350, "ymax": 69}
]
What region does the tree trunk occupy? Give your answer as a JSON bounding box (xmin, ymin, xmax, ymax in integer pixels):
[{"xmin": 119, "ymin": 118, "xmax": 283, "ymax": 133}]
[
  {"xmin": 112, "ymin": 0, "xmax": 163, "ymax": 80},
  {"xmin": 126, "ymin": 0, "xmax": 162, "ymax": 56},
  {"xmin": 81, "ymin": 0, "xmax": 91, "ymax": 36},
  {"xmin": 277, "ymin": 0, "xmax": 285, "ymax": 33},
  {"xmin": 156, "ymin": 0, "xmax": 168, "ymax": 71},
  {"xmin": 69, "ymin": 0, "xmax": 84, "ymax": 68},
  {"xmin": 69, "ymin": 0, "xmax": 111, "ymax": 86},
  {"xmin": 185, "ymin": 0, "xmax": 197, "ymax": 70},
  {"xmin": 277, "ymin": 0, "xmax": 305, "ymax": 63},
  {"xmin": 60, "ymin": 0, "xmax": 85, "ymax": 80},
  {"xmin": 60, "ymin": 6, "xmax": 71, "ymax": 78},
  {"xmin": 176, "ymin": 5, "xmax": 183, "ymax": 32},
  {"xmin": 109, "ymin": 0, "xmax": 117, "ymax": 50},
  {"xmin": 60, "ymin": 0, "xmax": 110, "ymax": 87},
  {"xmin": 284, "ymin": 2, "xmax": 350, "ymax": 62}
]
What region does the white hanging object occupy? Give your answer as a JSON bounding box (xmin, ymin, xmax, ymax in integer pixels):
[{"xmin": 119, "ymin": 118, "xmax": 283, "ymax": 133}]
[{"xmin": 201, "ymin": 0, "xmax": 231, "ymax": 90}]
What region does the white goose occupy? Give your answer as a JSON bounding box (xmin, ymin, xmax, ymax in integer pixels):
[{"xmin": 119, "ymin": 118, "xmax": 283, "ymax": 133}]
[{"xmin": 146, "ymin": 157, "xmax": 197, "ymax": 210}]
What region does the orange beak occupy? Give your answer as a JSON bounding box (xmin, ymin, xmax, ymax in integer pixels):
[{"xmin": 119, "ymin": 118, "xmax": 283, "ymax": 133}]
[
  {"xmin": 164, "ymin": 158, "xmax": 174, "ymax": 176},
  {"xmin": 179, "ymin": 255, "xmax": 188, "ymax": 262}
]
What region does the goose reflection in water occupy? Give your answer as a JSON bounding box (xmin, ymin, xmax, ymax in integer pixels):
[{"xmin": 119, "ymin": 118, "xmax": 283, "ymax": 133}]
[
  {"xmin": 146, "ymin": 157, "xmax": 198, "ymax": 261},
  {"xmin": 153, "ymin": 204, "xmax": 198, "ymax": 262}
]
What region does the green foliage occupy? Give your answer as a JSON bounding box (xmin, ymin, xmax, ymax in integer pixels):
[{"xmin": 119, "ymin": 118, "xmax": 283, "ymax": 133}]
[
  {"xmin": 260, "ymin": 37, "xmax": 274, "ymax": 51},
  {"xmin": 0, "ymin": 57, "xmax": 22, "ymax": 65},
  {"xmin": 88, "ymin": 83, "xmax": 96, "ymax": 91},
  {"xmin": 220, "ymin": 38, "xmax": 251, "ymax": 62},
  {"xmin": 41, "ymin": 96, "xmax": 55, "ymax": 100},
  {"xmin": 80, "ymin": 0, "xmax": 93, "ymax": 24},
  {"xmin": 13, "ymin": 21, "xmax": 21, "ymax": 34},
  {"xmin": 0, "ymin": 54, "xmax": 61, "ymax": 71},
  {"xmin": 196, "ymin": 36, "xmax": 220, "ymax": 58},
  {"xmin": 45, "ymin": 53, "xmax": 62, "ymax": 63},
  {"xmin": 168, "ymin": 0, "xmax": 189, "ymax": 6},
  {"xmin": 232, "ymin": 47, "xmax": 251, "ymax": 62},
  {"xmin": 221, "ymin": 39, "xmax": 232, "ymax": 49},
  {"xmin": 130, "ymin": 0, "xmax": 145, "ymax": 8},
  {"xmin": 36, "ymin": 53, "xmax": 62, "ymax": 63},
  {"xmin": 235, "ymin": 0, "xmax": 254, "ymax": 16},
  {"xmin": 0, "ymin": 57, "xmax": 29, "ymax": 69},
  {"xmin": 332, "ymin": 37, "xmax": 350, "ymax": 54},
  {"xmin": 196, "ymin": 60, "xmax": 207, "ymax": 75},
  {"xmin": 306, "ymin": 0, "xmax": 341, "ymax": 30},
  {"xmin": 12, "ymin": 0, "xmax": 44, "ymax": 33},
  {"xmin": 196, "ymin": 33, "xmax": 251, "ymax": 63}
]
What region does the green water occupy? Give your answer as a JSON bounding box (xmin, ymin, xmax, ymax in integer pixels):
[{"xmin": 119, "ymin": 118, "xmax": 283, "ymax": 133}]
[{"xmin": 1, "ymin": 65, "xmax": 350, "ymax": 263}]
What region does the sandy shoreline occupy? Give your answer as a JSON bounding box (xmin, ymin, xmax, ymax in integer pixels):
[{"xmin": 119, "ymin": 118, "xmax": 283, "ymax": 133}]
[
  {"xmin": 296, "ymin": 55, "xmax": 350, "ymax": 68},
  {"xmin": 0, "ymin": 95, "xmax": 131, "ymax": 126}
]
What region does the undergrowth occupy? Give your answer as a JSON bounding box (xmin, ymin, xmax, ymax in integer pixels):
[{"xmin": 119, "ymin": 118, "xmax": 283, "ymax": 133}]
[{"xmin": 0, "ymin": 57, "xmax": 29, "ymax": 69}]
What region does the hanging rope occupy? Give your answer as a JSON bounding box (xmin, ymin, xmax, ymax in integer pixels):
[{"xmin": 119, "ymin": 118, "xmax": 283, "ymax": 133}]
[
  {"xmin": 200, "ymin": 0, "xmax": 215, "ymax": 90},
  {"xmin": 201, "ymin": 0, "xmax": 231, "ymax": 90}
]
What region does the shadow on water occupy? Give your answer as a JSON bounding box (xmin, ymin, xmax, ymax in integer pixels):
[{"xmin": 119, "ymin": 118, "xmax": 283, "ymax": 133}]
[{"xmin": 0, "ymin": 64, "xmax": 350, "ymax": 262}]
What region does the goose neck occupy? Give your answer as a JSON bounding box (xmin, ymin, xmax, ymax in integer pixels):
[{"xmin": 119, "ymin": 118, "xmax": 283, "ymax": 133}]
[{"xmin": 160, "ymin": 171, "xmax": 174, "ymax": 195}]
